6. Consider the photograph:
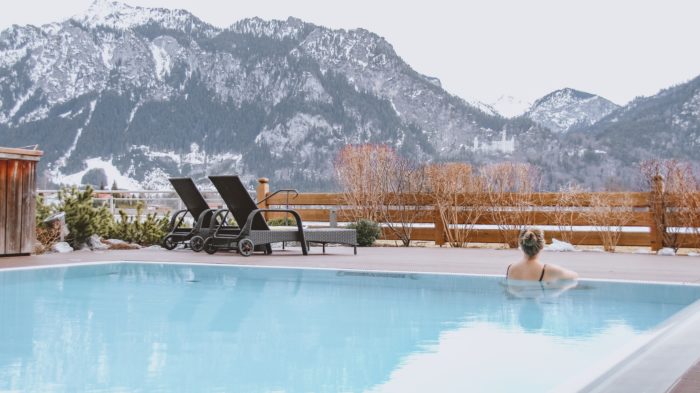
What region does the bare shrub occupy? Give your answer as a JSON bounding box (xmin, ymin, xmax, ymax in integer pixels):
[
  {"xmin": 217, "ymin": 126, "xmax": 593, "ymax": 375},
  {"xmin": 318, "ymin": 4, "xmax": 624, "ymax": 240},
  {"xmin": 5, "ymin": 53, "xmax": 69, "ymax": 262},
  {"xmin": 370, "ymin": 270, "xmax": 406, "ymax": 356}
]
[
  {"xmin": 427, "ymin": 163, "xmax": 485, "ymax": 247},
  {"xmin": 335, "ymin": 145, "xmax": 429, "ymax": 246},
  {"xmin": 335, "ymin": 145, "xmax": 395, "ymax": 223},
  {"xmin": 586, "ymin": 193, "xmax": 636, "ymax": 252},
  {"xmin": 480, "ymin": 163, "xmax": 540, "ymax": 248},
  {"xmin": 552, "ymin": 183, "xmax": 587, "ymax": 244},
  {"xmin": 378, "ymin": 158, "xmax": 429, "ymax": 246}
]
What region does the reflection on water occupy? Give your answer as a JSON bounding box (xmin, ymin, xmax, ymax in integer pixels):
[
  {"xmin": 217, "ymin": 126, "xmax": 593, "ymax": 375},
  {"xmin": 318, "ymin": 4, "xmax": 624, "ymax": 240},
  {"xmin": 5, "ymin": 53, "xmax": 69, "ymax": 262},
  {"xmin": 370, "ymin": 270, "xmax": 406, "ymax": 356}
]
[{"xmin": 0, "ymin": 264, "xmax": 698, "ymax": 393}]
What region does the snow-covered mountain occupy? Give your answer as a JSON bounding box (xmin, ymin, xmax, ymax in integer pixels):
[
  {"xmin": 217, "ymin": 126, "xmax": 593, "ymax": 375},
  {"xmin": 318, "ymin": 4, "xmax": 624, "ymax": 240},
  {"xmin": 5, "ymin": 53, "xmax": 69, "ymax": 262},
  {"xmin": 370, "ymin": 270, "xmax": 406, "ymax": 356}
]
[
  {"xmin": 0, "ymin": 0, "xmax": 553, "ymax": 190},
  {"xmin": 0, "ymin": 1, "xmax": 697, "ymax": 191},
  {"xmin": 526, "ymin": 88, "xmax": 619, "ymax": 133},
  {"xmin": 486, "ymin": 95, "xmax": 532, "ymax": 118}
]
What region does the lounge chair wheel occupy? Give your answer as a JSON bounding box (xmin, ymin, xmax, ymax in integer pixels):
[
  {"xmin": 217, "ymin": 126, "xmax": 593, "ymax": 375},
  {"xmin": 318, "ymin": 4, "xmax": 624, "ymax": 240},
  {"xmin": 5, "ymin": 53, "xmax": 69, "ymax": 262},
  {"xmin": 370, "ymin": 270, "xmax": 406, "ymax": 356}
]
[
  {"xmin": 190, "ymin": 236, "xmax": 204, "ymax": 252},
  {"xmin": 239, "ymin": 238, "xmax": 254, "ymax": 257},
  {"xmin": 162, "ymin": 236, "xmax": 177, "ymax": 250},
  {"xmin": 203, "ymin": 238, "xmax": 217, "ymax": 255}
]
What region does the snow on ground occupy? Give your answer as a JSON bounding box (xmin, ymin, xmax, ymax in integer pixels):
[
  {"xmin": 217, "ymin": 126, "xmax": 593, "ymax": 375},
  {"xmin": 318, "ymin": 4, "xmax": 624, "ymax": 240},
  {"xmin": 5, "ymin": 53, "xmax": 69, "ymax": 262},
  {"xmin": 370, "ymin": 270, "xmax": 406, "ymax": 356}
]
[
  {"xmin": 141, "ymin": 167, "xmax": 171, "ymax": 190},
  {"xmin": 149, "ymin": 41, "xmax": 171, "ymax": 80},
  {"xmin": 657, "ymin": 248, "xmax": 676, "ymax": 256},
  {"xmin": 100, "ymin": 44, "xmax": 113, "ymax": 68},
  {"xmin": 53, "ymin": 157, "xmax": 141, "ymax": 189},
  {"xmin": 545, "ymin": 238, "xmax": 577, "ymax": 252}
]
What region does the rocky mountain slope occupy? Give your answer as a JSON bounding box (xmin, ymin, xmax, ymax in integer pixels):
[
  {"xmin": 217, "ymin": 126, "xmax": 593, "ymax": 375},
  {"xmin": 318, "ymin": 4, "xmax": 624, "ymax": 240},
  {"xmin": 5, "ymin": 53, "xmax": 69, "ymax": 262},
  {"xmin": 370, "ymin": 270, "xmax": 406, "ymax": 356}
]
[
  {"xmin": 574, "ymin": 75, "xmax": 700, "ymax": 164},
  {"xmin": 0, "ymin": 0, "xmax": 554, "ymax": 190},
  {"xmin": 0, "ymin": 1, "xmax": 697, "ymax": 191},
  {"xmin": 526, "ymin": 88, "xmax": 619, "ymax": 133}
]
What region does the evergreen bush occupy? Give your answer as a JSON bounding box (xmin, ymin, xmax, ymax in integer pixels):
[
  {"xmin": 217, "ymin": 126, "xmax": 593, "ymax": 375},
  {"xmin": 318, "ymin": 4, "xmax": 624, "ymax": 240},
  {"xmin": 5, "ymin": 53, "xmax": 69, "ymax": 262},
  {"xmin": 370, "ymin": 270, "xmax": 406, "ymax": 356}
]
[
  {"xmin": 267, "ymin": 217, "xmax": 297, "ymax": 226},
  {"xmin": 35, "ymin": 194, "xmax": 54, "ymax": 226},
  {"xmin": 348, "ymin": 219, "xmax": 381, "ymax": 247},
  {"xmin": 104, "ymin": 202, "xmax": 170, "ymax": 246},
  {"xmin": 39, "ymin": 187, "xmax": 169, "ymax": 249},
  {"xmin": 57, "ymin": 186, "xmax": 112, "ymax": 247}
]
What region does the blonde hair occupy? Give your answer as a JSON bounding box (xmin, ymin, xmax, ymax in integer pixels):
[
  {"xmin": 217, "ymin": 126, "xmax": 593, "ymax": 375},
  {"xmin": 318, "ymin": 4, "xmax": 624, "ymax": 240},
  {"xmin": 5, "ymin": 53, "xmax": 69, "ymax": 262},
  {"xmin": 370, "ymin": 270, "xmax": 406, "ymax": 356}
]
[{"xmin": 519, "ymin": 227, "xmax": 545, "ymax": 258}]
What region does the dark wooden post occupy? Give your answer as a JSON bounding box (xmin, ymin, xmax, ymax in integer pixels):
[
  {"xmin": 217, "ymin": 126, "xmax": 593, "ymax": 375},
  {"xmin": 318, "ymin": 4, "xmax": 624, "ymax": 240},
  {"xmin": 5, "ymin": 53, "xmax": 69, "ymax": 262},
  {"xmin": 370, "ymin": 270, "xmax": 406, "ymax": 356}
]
[
  {"xmin": 649, "ymin": 175, "xmax": 665, "ymax": 251},
  {"xmin": 256, "ymin": 177, "xmax": 270, "ymax": 220},
  {"xmin": 433, "ymin": 207, "xmax": 446, "ymax": 246}
]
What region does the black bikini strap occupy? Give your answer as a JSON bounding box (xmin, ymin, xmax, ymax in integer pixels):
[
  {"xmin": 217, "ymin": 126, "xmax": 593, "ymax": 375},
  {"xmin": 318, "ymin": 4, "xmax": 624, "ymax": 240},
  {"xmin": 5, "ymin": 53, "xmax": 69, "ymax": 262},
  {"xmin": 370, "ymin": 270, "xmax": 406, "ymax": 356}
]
[
  {"xmin": 506, "ymin": 264, "xmax": 512, "ymax": 279},
  {"xmin": 539, "ymin": 264, "xmax": 547, "ymax": 282}
]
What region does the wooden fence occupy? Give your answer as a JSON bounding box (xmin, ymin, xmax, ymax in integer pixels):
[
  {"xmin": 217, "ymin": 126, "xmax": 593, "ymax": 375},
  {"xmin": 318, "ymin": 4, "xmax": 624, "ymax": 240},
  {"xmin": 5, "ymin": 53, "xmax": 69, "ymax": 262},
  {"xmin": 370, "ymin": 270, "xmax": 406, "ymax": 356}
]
[{"xmin": 257, "ymin": 177, "xmax": 700, "ymax": 250}]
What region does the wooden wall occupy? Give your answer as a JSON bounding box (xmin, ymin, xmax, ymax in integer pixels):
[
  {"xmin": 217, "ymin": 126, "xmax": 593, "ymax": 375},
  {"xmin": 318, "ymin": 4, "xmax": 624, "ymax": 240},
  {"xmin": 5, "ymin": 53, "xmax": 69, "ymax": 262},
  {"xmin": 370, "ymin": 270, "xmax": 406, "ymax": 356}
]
[
  {"xmin": 258, "ymin": 179, "xmax": 700, "ymax": 250},
  {"xmin": 1, "ymin": 148, "xmax": 41, "ymax": 257}
]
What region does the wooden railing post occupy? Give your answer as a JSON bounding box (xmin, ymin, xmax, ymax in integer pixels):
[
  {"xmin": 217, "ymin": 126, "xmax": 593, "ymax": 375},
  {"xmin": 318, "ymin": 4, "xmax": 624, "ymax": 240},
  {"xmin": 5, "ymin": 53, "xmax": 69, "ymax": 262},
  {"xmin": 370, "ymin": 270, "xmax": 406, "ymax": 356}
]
[
  {"xmin": 649, "ymin": 175, "xmax": 665, "ymax": 251},
  {"xmin": 257, "ymin": 177, "xmax": 270, "ymax": 220},
  {"xmin": 433, "ymin": 206, "xmax": 446, "ymax": 246}
]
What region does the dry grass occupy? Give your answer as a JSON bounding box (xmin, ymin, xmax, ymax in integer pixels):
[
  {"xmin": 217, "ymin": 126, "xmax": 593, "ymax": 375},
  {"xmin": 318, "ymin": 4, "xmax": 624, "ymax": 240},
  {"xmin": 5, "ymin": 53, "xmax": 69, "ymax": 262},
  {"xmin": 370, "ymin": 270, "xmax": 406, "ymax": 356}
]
[
  {"xmin": 34, "ymin": 224, "xmax": 61, "ymax": 254},
  {"xmin": 107, "ymin": 243, "xmax": 140, "ymax": 250}
]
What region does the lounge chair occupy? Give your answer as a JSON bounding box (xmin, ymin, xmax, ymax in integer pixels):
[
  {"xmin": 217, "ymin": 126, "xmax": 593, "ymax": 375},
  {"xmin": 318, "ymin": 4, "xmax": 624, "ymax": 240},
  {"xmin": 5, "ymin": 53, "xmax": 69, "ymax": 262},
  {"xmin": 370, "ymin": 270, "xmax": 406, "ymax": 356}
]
[
  {"xmin": 162, "ymin": 178, "xmax": 231, "ymax": 251},
  {"xmin": 203, "ymin": 175, "xmax": 357, "ymax": 256}
]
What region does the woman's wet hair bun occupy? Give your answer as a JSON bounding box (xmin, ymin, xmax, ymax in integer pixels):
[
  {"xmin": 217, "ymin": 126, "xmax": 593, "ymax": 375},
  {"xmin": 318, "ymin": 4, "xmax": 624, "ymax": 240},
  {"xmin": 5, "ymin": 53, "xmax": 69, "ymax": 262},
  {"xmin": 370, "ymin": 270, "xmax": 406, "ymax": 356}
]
[{"xmin": 519, "ymin": 227, "xmax": 544, "ymax": 257}]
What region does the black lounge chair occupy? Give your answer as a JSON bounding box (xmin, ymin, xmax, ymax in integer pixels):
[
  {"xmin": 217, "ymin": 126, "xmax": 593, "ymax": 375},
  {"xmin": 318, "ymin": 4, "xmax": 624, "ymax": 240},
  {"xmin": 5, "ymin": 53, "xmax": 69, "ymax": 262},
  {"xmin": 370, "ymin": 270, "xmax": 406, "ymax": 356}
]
[
  {"xmin": 202, "ymin": 175, "xmax": 357, "ymax": 256},
  {"xmin": 161, "ymin": 178, "xmax": 229, "ymax": 251}
]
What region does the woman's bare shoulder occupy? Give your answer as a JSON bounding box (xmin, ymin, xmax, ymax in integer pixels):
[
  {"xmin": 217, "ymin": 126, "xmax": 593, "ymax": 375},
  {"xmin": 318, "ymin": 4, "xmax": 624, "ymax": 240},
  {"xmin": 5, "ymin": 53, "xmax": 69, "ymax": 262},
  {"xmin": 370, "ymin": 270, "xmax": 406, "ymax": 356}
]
[{"xmin": 544, "ymin": 263, "xmax": 578, "ymax": 280}]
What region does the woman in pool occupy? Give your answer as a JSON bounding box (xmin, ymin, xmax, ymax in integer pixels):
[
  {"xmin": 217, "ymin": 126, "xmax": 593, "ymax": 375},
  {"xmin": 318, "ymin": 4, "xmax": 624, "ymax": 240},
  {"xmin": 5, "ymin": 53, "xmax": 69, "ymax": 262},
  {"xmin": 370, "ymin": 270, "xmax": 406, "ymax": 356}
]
[{"xmin": 506, "ymin": 227, "xmax": 578, "ymax": 282}]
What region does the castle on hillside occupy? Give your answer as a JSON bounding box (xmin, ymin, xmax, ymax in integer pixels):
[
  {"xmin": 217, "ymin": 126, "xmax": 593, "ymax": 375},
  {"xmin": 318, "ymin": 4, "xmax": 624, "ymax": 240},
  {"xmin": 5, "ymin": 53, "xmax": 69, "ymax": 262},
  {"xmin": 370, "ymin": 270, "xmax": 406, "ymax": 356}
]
[{"xmin": 472, "ymin": 129, "xmax": 515, "ymax": 154}]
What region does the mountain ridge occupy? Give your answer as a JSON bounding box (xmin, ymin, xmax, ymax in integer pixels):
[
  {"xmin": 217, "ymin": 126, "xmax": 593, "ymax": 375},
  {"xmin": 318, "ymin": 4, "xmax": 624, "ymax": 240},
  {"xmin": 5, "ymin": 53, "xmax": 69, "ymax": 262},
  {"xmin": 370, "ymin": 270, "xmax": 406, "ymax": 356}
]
[
  {"xmin": 0, "ymin": 1, "xmax": 697, "ymax": 191},
  {"xmin": 526, "ymin": 88, "xmax": 620, "ymax": 133}
]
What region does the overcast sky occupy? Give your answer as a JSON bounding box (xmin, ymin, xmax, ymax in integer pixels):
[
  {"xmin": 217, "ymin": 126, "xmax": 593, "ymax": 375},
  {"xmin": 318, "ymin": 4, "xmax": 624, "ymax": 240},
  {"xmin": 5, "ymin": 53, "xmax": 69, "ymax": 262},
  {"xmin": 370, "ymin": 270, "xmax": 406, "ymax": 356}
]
[{"xmin": 2, "ymin": 0, "xmax": 699, "ymax": 105}]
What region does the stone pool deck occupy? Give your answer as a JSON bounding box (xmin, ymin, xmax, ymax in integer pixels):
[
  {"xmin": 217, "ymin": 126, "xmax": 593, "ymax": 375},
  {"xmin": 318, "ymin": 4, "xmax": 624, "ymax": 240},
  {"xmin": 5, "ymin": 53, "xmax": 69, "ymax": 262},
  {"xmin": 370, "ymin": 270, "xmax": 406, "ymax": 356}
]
[
  {"xmin": 2, "ymin": 246, "xmax": 700, "ymax": 283},
  {"xmin": 2, "ymin": 246, "xmax": 700, "ymax": 392}
]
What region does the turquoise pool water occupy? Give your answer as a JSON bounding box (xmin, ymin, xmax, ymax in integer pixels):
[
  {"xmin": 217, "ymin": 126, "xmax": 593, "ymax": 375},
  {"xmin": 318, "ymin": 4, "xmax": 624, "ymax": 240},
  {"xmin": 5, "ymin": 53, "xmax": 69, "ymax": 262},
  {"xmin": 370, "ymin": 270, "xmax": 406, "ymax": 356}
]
[{"xmin": 1, "ymin": 263, "xmax": 699, "ymax": 392}]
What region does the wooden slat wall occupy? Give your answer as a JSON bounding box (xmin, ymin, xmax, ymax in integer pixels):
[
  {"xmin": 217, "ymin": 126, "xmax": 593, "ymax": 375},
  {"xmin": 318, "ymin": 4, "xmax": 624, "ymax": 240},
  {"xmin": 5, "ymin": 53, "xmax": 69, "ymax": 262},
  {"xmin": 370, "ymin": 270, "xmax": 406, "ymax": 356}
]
[
  {"xmin": 1, "ymin": 157, "xmax": 38, "ymax": 256},
  {"xmin": 0, "ymin": 160, "xmax": 7, "ymax": 254},
  {"xmin": 677, "ymin": 234, "xmax": 700, "ymax": 248},
  {"xmin": 20, "ymin": 161, "xmax": 36, "ymax": 254},
  {"xmin": 380, "ymin": 227, "xmax": 650, "ymax": 247},
  {"xmin": 263, "ymin": 189, "xmax": 673, "ymax": 248},
  {"xmin": 5, "ymin": 160, "xmax": 22, "ymax": 254},
  {"xmin": 271, "ymin": 208, "xmax": 652, "ymax": 227},
  {"xmin": 267, "ymin": 192, "xmax": 652, "ymax": 208}
]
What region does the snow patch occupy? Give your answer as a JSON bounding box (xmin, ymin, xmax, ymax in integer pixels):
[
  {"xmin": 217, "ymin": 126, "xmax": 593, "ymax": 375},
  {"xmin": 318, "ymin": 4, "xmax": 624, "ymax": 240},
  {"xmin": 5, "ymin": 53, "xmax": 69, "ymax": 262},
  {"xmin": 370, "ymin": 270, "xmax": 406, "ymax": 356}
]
[
  {"xmin": 142, "ymin": 167, "xmax": 171, "ymax": 190},
  {"xmin": 72, "ymin": 0, "xmax": 217, "ymax": 35},
  {"xmin": 100, "ymin": 44, "xmax": 113, "ymax": 68},
  {"xmin": 53, "ymin": 157, "xmax": 141, "ymax": 190},
  {"xmin": 657, "ymin": 247, "xmax": 676, "ymax": 256},
  {"xmin": 51, "ymin": 100, "xmax": 97, "ymax": 171},
  {"xmin": 545, "ymin": 238, "xmax": 577, "ymax": 252},
  {"xmin": 149, "ymin": 42, "xmax": 171, "ymax": 80}
]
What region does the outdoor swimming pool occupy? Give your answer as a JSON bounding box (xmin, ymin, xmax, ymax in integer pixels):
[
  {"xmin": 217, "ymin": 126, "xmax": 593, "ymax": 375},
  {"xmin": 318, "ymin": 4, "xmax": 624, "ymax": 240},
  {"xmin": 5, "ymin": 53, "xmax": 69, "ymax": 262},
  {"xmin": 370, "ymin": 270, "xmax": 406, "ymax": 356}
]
[{"xmin": 1, "ymin": 262, "xmax": 699, "ymax": 392}]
